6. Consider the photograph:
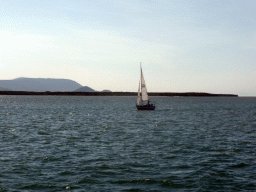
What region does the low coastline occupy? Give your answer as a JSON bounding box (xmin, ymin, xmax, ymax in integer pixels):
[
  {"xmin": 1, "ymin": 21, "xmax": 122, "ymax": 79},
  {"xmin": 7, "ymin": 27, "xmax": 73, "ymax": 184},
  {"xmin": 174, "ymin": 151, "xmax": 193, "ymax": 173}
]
[{"xmin": 0, "ymin": 91, "xmax": 238, "ymax": 97}]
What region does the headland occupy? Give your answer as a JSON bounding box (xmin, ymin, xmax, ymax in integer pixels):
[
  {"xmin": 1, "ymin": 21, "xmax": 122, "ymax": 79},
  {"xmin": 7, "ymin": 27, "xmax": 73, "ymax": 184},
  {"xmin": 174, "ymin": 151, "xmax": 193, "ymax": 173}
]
[{"xmin": 0, "ymin": 91, "xmax": 238, "ymax": 97}]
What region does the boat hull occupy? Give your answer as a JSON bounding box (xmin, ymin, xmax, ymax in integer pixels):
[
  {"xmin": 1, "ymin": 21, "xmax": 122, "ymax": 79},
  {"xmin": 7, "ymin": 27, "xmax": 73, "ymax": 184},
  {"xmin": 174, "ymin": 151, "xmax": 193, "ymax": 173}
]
[{"xmin": 136, "ymin": 104, "xmax": 155, "ymax": 110}]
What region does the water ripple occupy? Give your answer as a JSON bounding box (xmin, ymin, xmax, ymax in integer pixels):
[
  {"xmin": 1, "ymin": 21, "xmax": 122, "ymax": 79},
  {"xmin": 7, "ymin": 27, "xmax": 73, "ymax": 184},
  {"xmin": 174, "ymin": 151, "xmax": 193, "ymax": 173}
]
[{"xmin": 0, "ymin": 96, "xmax": 255, "ymax": 191}]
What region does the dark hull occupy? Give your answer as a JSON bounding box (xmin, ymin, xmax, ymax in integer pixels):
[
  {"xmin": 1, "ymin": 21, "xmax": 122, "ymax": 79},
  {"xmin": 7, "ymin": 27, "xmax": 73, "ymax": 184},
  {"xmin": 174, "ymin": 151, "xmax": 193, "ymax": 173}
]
[{"xmin": 136, "ymin": 104, "xmax": 155, "ymax": 110}]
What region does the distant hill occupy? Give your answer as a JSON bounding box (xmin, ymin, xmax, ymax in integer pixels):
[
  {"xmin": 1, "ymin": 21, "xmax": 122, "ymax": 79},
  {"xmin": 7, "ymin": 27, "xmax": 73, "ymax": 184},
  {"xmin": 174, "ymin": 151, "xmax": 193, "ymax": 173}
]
[
  {"xmin": 74, "ymin": 87, "xmax": 112, "ymax": 92},
  {"xmin": 101, "ymin": 90, "xmax": 111, "ymax": 92},
  {"xmin": 0, "ymin": 78, "xmax": 82, "ymax": 92},
  {"xmin": 74, "ymin": 86, "xmax": 96, "ymax": 92},
  {"xmin": 0, "ymin": 87, "xmax": 12, "ymax": 91}
]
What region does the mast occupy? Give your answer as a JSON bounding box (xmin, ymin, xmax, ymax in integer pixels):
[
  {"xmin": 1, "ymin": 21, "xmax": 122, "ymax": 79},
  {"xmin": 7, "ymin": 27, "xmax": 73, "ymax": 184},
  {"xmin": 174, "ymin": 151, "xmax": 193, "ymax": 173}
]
[{"xmin": 140, "ymin": 62, "xmax": 142, "ymax": 93}]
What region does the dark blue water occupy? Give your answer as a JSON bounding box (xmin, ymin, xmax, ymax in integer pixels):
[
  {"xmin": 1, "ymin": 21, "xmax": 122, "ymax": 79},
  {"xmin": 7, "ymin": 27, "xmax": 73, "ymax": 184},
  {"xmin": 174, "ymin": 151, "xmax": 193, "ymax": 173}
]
[{"xmin": 0, "ymin": 96, "xmax": 255, "ymax": 191}]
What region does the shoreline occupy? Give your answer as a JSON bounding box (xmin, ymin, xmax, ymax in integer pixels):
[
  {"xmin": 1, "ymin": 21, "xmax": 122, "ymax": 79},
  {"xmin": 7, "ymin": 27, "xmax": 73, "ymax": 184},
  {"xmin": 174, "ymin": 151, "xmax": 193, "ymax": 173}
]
[{"xmin": 0, "ymin": 91, "xmax": 238, "ymax": 97}]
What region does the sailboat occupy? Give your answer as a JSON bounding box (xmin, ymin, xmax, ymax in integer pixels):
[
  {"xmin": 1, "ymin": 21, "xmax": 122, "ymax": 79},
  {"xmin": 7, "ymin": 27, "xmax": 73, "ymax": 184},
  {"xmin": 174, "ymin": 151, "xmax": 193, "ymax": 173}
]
[{"xmin": 136, "ymin": 63, "xmax": 155, "ymax": 110}]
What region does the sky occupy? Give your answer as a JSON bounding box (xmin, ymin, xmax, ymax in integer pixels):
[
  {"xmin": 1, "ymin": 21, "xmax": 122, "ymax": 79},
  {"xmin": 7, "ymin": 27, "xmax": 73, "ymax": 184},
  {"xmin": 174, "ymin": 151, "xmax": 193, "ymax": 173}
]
[{"xmin": 0, "ymin": 0, "xmax": 255, "ymax": 96}]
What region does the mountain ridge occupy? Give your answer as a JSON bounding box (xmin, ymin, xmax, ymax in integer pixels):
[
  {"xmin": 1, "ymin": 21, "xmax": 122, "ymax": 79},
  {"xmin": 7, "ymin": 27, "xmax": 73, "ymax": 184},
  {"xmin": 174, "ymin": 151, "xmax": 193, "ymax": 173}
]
[
  {"xmin": 0, "ymin": 77, "xmax": 112, "ymax": 92},
  {"xmin": 0, "ymin": 77, "xmax": 82, "ymax": 92}
]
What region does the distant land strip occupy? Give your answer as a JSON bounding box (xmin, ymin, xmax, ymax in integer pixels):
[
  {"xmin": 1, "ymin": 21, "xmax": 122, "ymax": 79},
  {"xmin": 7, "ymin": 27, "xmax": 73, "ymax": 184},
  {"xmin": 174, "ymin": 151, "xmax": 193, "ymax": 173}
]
[{"xmin": 0, "ymin": 91, "xmax": 238, "ymax": 97}]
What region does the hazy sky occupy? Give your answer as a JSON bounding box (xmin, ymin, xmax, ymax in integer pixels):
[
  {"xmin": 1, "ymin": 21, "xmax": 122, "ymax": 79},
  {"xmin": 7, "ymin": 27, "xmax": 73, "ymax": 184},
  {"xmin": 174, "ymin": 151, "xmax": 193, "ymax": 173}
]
[{"xmin": 1, "ymin": 0, "xmax": 255, "ymax": 96}]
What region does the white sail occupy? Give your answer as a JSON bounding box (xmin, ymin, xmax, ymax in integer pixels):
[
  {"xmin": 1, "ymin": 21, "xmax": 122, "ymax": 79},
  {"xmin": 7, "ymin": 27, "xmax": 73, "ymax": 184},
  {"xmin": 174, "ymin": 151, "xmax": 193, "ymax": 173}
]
[
  {"xmin": 136, "ymin": 81, "xmax": 140, "ymax": 105},
  {"xmin": 136, "ymin": 63, "xmax": 155, "ymax": 110},
  {"xmin": 141, "ymin": 69, "xmax": 149, "ymax": 101}
]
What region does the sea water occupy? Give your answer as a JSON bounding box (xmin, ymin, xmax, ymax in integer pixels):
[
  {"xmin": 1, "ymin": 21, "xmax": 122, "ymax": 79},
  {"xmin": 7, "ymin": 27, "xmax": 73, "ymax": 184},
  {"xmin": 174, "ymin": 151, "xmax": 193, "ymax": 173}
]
[{"xmin": 0, "ymin": 96, "xmax": 255, "ymax": 191}]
